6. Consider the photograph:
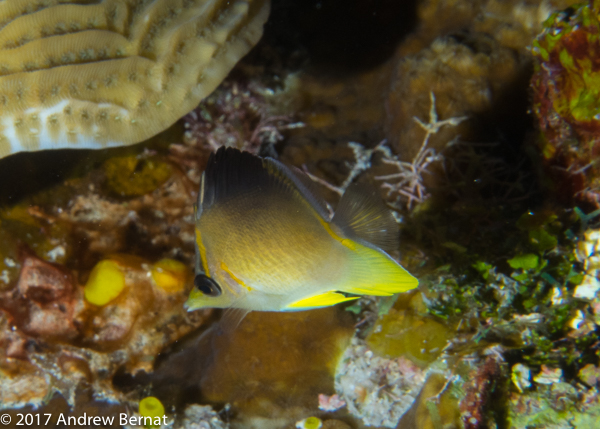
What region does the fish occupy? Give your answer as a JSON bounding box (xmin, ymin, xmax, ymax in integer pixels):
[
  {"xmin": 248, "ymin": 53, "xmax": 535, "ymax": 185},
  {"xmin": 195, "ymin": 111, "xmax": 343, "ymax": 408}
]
[{"xmin": 184, "ymin": 147, "xmax": 418, "ymax": 314}]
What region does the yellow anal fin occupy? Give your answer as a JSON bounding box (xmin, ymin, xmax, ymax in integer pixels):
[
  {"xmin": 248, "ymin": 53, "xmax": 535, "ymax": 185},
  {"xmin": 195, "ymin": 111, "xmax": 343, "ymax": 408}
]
[{"xmin": 286, "ymin": 291, "xmax": 358, "ymax": 310}]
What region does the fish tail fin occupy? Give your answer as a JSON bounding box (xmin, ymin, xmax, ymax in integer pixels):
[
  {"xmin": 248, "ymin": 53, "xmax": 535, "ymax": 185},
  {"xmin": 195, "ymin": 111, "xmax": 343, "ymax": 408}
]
[
  {"xmin": 340, "ymin": 244, "xmax": 418, "ymax": 296},
  {"xmin": 330, "ymin": 183, "xmax": 417, "ymax": 296}
]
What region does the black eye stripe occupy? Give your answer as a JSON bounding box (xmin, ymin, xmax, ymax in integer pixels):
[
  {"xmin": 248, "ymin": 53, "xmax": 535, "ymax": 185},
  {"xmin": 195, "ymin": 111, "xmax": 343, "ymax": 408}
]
[{"xmin": 194, "ymin": 274, "xmax": 222, "ymax": 297}]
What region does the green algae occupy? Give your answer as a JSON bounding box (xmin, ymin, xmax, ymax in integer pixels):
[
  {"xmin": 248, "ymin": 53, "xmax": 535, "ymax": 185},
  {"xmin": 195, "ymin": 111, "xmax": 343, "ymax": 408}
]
[
  {"xmin": 507, "ymin": 253, "xmax": 539, "ymax": 271},
  {"xmin": 418, "ymin": 207, "xmax": 596, "ymax": 372},
  {"xmin": 508, "ymin": 382, "xmax": 600, "ymax": 429}
]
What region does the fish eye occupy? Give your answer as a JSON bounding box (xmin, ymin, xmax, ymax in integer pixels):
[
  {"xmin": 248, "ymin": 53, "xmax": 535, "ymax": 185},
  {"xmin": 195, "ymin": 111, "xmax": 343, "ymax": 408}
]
[{"xmin": 194, "ymin": 274, "xmax": 222, "ymax": 297}]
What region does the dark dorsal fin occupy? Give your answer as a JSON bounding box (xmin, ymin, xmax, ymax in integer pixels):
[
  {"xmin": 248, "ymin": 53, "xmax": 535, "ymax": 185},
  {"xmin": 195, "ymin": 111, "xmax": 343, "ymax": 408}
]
[
  {"xmin": 276, "ymin": 162, "xmax": 332, "ymax": 220},
  {"xmin": 331, "ymin": 183, "xmax": 399, "ymax": 252},
  {"xmin": 199, "ymin": 147, "xmax": 264, "ymax": 213},
  {"xmin": 199, "ymin": 147, "xmax": 329, "ymax": 220}
]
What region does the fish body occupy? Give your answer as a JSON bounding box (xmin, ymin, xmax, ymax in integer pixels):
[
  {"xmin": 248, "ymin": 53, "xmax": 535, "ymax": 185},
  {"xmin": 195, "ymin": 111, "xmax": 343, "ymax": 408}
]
[{"xmin": 185, "ymin": 147, "xmax": 418, "ymax": 312}]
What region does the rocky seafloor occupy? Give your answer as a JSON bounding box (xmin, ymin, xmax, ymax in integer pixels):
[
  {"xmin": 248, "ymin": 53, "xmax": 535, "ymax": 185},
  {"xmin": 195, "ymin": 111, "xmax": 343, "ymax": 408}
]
[{"xmin": 1, "ymin": 0, "xmax": 600, "ymax": 428}]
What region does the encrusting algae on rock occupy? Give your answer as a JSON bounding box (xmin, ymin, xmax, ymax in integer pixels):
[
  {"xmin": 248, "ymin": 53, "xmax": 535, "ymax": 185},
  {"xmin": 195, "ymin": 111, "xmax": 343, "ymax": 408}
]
[
  {"xmin": 0, "ymin": 0, "xmax": 270, "ymax": 158},
  {"xmin": 0, "ymin": 247, "xmax": 210, "ymax": 408},
  {"xmin": 366, "ymin": 292, "xmax": 453, "ymax": 367},
  {"xmin": 151, "ymin": 307, "xmax": 354, "ymax": 417}
]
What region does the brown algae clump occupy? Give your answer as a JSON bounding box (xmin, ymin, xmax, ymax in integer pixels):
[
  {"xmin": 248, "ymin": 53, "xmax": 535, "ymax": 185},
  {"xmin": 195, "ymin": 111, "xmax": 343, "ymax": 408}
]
[
  {"xmin": 199, "ymin": 308, "xmax": 354, "ymax": 408},
  {"xmin": 366, "ymin": 292, "xmax": 452, "ymax": 367},
  {"xmin": 103, "ymin": 155, "xmax": 172, "ymax": 197},
  {"xmin": 0, "ymin": 0, "xmax": 270, "ymax": 158}
]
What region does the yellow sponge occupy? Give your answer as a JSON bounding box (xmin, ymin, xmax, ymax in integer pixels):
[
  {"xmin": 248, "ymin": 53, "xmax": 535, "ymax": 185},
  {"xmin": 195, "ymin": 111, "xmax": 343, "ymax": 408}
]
[
  {"xmin": 151, "ymin": 259, "xmax": 188, "ymax": 293},
  {"xmin": 139, "ymin": 396, "xmax": 165, "ymax": 428},
  {"xmin": 84, "ymin": 260, "xmax": 126, "ymax": 306},
  {"xmin": 296, "ymin": 417, "xmax": 323, "ymax": 429}
]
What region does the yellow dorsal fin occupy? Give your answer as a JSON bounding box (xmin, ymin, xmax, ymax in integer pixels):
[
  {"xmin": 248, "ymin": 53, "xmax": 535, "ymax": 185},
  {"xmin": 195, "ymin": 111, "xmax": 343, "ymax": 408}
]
[{"xmin": 286, "ymin": 291, "xmax": 358, "ymax": 310}]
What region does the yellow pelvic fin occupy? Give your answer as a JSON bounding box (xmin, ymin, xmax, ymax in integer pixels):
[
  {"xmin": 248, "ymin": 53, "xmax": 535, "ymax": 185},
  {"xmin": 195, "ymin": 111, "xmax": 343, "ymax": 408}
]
[{"xmin": 286, "ymin": 291, "xmax": 358, "ymax": 310}]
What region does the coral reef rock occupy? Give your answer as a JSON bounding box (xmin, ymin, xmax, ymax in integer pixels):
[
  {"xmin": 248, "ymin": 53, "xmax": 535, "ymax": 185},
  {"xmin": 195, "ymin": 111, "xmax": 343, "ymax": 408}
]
[
  {"xmin": 334, "ymin": 337, "xmax": 427, "ymax": 428},
  {"xmin": 199, "ymin": 309, "xmax": 353, "ymax": 413},
  {"xmin": 509, "ymin": 381, "xmax": 600, "ymax": 428},
  {"xmin": 386, "ymin": 34, "xmax": 526, "ymax": 160}
]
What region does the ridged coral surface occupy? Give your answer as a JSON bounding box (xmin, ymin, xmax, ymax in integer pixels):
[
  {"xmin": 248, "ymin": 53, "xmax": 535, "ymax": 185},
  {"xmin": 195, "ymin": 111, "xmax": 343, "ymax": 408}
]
[{"xmin": 0, "ymin": 0, "xmax": 269, "ymax": 158}]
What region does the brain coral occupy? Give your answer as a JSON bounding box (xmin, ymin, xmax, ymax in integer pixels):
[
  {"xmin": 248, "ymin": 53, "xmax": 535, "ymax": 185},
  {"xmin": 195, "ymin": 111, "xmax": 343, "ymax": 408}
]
[{"xmin": 0, "ymin": 0, "xmax": 269, "ymax": 158}]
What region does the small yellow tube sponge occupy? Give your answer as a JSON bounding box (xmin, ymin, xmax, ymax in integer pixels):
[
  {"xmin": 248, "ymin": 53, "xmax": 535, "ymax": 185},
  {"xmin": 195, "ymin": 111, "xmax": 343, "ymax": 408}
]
[
  {"xmin": 151, "ymin": 259, "xmax": 188, "ymax": 293},
  {"xmin": 139, "ymin": 397, "xmax": 165, "ymax": 428},
  {"xmin": 296, "ymin": 417, "xmax": 323, "ymax": 429},
  {"xmin": 84, "ymin": 260, "xmax": 126, "ymax": 306}
]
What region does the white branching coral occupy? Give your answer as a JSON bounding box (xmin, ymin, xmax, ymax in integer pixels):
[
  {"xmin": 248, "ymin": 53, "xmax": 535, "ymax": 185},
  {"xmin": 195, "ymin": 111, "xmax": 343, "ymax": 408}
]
[
  {"xmin": 303, "ymin": 92, "xmax": 467, "ymax": 211},
  {"xmin": 375, "ymin": 93, "xmax": 467, "ymax": 210},
  {"xmin": 302, "ymin": 141, "xmax": 379, "ymax": 196}
]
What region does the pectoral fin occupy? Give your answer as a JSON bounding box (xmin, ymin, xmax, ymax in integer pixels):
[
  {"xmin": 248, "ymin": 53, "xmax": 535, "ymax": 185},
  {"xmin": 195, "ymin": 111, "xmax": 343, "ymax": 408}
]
[
  {"xmin": 220, "ymin": 307, "xmax": 250, "ymax": 333},
  {"xmin": 286, "ymin": 291, "xmax": 358, "ymax": 310}
]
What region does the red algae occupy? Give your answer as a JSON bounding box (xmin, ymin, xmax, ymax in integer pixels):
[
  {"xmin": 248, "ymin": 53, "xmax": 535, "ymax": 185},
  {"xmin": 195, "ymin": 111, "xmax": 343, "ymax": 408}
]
[{"xmin": 531, "ymin": 0, "xmax": 600, "ymax": 208}]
